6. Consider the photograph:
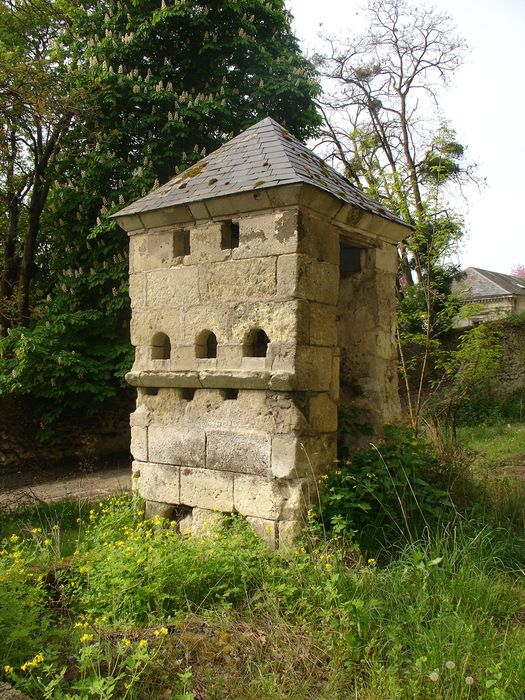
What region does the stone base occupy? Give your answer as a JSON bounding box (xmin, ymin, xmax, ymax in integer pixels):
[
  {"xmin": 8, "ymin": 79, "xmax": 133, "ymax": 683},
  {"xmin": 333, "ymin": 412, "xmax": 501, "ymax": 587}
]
[{"xmin": 141, "ymin": 499, "xmax": 307, "ymax": 550}]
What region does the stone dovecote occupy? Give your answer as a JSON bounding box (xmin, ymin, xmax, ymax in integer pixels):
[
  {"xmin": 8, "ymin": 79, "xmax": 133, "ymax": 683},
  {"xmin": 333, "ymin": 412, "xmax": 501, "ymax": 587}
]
[{"xmin": 112, "ymin": 117, "xmax": 411, "ymax": 548}]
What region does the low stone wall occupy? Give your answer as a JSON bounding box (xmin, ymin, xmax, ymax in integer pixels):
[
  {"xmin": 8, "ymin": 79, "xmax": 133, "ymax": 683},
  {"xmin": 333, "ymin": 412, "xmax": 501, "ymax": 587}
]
[
  {"xmin": 0, "ymin": 395, "xmax": 133, "ymax": 471},
  {"xmin": 496, "ymin": 320, "xmax": 525, "ymax": 389}
]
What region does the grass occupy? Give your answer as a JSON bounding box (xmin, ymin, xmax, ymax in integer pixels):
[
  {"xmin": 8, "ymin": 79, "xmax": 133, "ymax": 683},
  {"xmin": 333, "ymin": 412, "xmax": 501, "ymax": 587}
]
[
  {"xmin": 0, "ymin": 499, "xmax": 89, "ymax": 556},
  {"xmin": 0, "ymin": 423, "xmax": 524, "ymax": 698},
  {"xmin": 0, "ymin": 486, "xmax": 524, "ymax": 699},
  {"xmin": 458, "ymin": 422, "xmax": 525, "ymax": 468}
]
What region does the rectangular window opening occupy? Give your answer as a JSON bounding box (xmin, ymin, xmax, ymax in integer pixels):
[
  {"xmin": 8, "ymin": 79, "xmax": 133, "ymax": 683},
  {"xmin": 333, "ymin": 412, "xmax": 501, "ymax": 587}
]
[
  {"xmin": 340, "ymin": 243, "xmax": 362, "ymax": 276},
  {"xmin": 181, "ymin": 388, "xmax": 196, "ymax": 401},
  {"xmin": 222, "ymin": 388, "xmax": 239, "ymax": 401},
  {"xmin": 173, "ymin": 229, "xmax": 191, "ymax": 257},
  {"xmin": 220, "ymin": 220, "xmax": 240, "ymax": 249}
]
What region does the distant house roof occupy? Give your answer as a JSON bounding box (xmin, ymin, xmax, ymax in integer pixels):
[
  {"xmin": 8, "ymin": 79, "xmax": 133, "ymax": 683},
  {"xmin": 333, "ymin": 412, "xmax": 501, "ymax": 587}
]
[
  {"xmin": 114, "ymin": 117, "xmax": 408, "ymax": 228},
  {"xmin": 456, "ymin": 267, "xmax": 525, "ymax": 299}
]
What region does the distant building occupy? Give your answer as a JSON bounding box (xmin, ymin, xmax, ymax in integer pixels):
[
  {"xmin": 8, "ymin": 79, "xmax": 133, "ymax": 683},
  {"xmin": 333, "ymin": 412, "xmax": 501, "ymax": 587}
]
[{"xmin": 453, "ymin": 267, "xmax": 525, "ymax": 327}]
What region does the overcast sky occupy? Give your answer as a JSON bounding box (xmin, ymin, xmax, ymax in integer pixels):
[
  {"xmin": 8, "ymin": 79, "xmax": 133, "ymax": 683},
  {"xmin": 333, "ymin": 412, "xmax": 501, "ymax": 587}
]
[{"xmin": 286, "ymin": 0, "xmax": 525, "ymax": 275}]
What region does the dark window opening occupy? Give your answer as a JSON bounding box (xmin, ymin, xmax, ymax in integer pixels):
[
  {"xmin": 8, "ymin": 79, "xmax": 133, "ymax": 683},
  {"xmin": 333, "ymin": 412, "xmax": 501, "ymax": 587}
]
[
  {"xmin": 340, "ymin": 243, "xmax": 361, "ymax": 276},
  {"xmin": 144, "ymin": 387, "xmax": 159, "ymax": 396},
  {"xmin": 220, "ymin": 220, "xmax": 240, "ymax": 249},
  {"xmin": 174, "ymin": 229, "xmax": 191, "ymax": 257},
  {"xmin": 195, "ymin": 330, "xmax": 218, "ymax": 359},
  {"xmin": 222, "ymin": 388, "xmax": 239, "ymax": 401},
  {"xmin": 151, "ymin": 332, "xmax": 171, "ymax": 360},
  {"xmin": 181, "ymin": 388, "xmax": 196, "ymax": 401},
  {"xmin": 243, "ymin": 328, "xmax": 270, "ymax": 358}
]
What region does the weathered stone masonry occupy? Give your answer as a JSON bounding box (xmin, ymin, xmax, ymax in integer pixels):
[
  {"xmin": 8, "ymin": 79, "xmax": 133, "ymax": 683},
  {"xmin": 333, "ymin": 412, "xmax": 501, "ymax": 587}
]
[{"xmin": 113, "ymin": 118, "xmax": 409, "ymax": 547}]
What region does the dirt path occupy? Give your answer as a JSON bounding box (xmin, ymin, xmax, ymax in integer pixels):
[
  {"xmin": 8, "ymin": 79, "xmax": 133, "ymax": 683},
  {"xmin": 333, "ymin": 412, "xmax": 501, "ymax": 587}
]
[{"xmin": 0, "ymin": 461, "xmax": 131, "ymax": 511}]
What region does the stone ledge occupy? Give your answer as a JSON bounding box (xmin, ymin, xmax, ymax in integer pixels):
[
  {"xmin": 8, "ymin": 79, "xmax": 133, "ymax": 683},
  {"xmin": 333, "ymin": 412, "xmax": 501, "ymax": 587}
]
[{"xmin": 126, "ymin": 369, "xmax": 330, "ymax": 391}]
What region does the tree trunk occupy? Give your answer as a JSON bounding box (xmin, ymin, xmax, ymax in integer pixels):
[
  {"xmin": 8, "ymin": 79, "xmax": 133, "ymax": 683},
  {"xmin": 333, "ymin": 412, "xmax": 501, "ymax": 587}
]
[
  {"xmin": 0, "ymin": 129, "xmax": 21, "ymax": 335},
  {"xmin": 15, "ymin": 116, "xmax": 70, "ymax": 325},
  {"xmin": 17, "ymin": 171, "xmax": 47, "ymax": 324}
]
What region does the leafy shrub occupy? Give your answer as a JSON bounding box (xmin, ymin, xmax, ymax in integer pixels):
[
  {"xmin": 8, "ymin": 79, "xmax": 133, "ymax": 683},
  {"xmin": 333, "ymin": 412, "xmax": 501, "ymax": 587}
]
[
  {"xmin": 0, "ymin": 308, "xmax": 133, "ymax": 441},
  {"xmin": 456, "ymin": 386, "xmax": 525, "ymax": 426},
  {"xmin": 318, "ymin": 425, "xmax": 454, "ymax": 549},
  {"xmin": 66, "ymin": 496, "xmax": 269, "ymax": 623}
]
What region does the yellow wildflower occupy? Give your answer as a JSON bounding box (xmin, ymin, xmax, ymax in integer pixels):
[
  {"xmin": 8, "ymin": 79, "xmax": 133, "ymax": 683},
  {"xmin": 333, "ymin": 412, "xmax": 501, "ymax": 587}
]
[
  {"xmin": 20, "ymin": 653, "xmax": 44, "ymax": 671},
  {"xmin": 9, "ymin": 534, "xmax": 19, "ymax": 543},
  {"xmin": 138, "ymin": 639, "xmax": 148, "ymax": 648},
  {"xmin": 4, "ymin": 665, "xmax": 13, "ymax": 674},
  {"xmin": 80, "ymin": 633, "xmax": 94, "ymax": 643}
]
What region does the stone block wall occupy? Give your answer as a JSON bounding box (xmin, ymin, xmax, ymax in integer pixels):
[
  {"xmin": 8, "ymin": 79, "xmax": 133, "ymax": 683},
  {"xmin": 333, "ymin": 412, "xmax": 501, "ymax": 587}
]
[
  {"xmin": 128, "ymin": 206, "xmax": 343, "ymax": 547},
  {"xmin": 335, "ymin": 227, "xmax": 400, "ymax": 431},
  {"xmin": 126, "ymin": 201, "xmax": 401, "ymax": 546}
]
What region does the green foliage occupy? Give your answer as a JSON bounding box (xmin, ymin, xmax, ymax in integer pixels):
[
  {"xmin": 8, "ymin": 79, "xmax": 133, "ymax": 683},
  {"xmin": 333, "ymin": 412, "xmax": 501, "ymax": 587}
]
[
  {"xmin": 428, "ymin": 324, "xmax": 506, "ymax": 432},
  {"xmin": 0, "ymin": 534, "xmax": 55, "ymax": 668},
  {"xmin": 420, "ymin": 126, "xmax": 465, "ymax": 185},
  {"xmin": 0, "ymin": 499, "xmax": 90, "ymax": 554},
  {"xmin": 0, "ymin": 308, "xmax": 133, "ymax": 438},
  {"xmin": 318, "ymin": 425, "xmax": 454, "ymax": 549}
]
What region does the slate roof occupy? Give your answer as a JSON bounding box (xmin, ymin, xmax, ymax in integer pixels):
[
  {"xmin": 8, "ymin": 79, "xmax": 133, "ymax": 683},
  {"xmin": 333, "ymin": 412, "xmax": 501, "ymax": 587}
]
[
  {"xmin": 457, "ymin": 267, "xmax": 525, "ymax": 299},
  {"xmin": 114, "ymin": 117, "xmax": 408, "ymax": 227}
]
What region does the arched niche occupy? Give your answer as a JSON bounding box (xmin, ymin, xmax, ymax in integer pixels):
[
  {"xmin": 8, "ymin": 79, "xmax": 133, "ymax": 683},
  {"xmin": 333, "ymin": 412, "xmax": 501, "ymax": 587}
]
[
  {"xmin": 150, "ymin": 332, "xmax": 171, "ymax": 360},
  {"xmin": 243, "ymin": 328, "xmax": 270, "ymax": 358},
  {"xmin": 195, "ymin": 330, "xmax": 218, "ymax": 359}
]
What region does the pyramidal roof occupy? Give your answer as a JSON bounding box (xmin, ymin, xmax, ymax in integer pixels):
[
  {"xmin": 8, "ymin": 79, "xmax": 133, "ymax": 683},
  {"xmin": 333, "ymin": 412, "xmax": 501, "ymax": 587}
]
[{"xmin": 114, "ymin": 117, "xmax": 407, "ymax": 227}]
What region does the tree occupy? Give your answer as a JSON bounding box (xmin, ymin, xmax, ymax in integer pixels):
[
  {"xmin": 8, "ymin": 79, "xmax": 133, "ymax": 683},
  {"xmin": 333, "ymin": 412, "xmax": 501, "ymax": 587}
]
[
  {"xmin": 315, "ymin": 0, "xmax": 479, "ymax": 428},
  {"xmin": 511, "ymin": 264, "xmax": 525, "ymax": 279},
  {"xmin": 316, "ymin": 0, "xmax": 475, "ymax": 281},
  {"xmin": 0, "ymin": 0, "xmax": 75, "ymax": 331},
  {"xmin": 0, "ymin": 0, "xmax": 321, "ymax": 434}
]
